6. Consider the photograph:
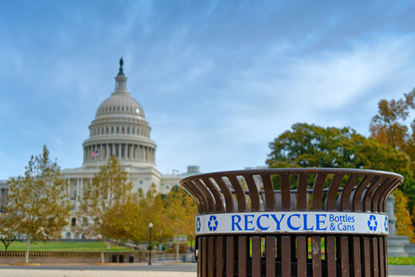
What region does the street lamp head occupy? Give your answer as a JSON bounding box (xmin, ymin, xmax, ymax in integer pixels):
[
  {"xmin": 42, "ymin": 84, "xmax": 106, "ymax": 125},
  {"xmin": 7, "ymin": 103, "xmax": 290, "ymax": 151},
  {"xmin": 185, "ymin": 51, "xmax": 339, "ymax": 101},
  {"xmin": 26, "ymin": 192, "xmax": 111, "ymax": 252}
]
[{"xmin": 149, "ymin": 222, "xmax": 153, "ymax": 229}]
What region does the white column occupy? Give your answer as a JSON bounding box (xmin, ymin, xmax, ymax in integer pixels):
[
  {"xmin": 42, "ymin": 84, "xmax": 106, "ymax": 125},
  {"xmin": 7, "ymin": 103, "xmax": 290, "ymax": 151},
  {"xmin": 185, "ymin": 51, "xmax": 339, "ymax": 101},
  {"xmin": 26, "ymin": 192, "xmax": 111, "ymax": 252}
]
[
  {"xmin": 106, "ymin": 144, "xmax": 109, "ymax": 159},
  {"xmin": 68, "ymin": 179, "xmax": 71, "ymax": 197},
  {"xmin": 80, "ymin": 178, "xmax": 83, "ymax": 199},
  {"xmin": 118, "ymin": 144, "xmax": 121, "ymax": 159},
  {"xmin": 76, "ymin": 179, "xmax": 80, "ymax": 199}
]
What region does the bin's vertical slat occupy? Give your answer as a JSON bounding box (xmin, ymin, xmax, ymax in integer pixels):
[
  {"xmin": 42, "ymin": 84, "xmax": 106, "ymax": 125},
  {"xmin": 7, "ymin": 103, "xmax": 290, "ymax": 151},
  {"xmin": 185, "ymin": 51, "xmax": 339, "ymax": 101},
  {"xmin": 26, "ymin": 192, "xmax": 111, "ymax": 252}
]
[
  {"xmin": 216, "ymin": 236, "xmax": 225, "ymax": 277},
  {"xmin": 197, "ymin": 237, "xmax": 202, "ymax": 277},
  {"xmin": 228, "ymin": 176, "xmax": 247, "ymax": 212},
  {"xmin": 325, "ymin": 173, "xmax": 345, "ymax": 211},
  {"xmin": 297, "ymin": 236, "xmax": 307, "ymax": 277},
  {"xmin": 338, "ymin": 174, "xmax": 360, "ymax": 211},
  {"xmin": 202, "ymin": 178, "xmax": 224, "ymax": 213},
  {"xmin": 362, "ymin": 237, "xmax": 371, "ymax": 277},
  {"xmin": 214, "ymin": 177, "xmax": 235, "ymax": 213},
  {"xmin": 297, "ymin": 174, "xmax": 309, "ymax": 211},
  {"xmin": 208, "ymin": 237, "xmax": 215, "ymax": 277},
  {"xmin": 339, "ymin": 236, "xmax": 349, "ymax": 277},
  {"xmin": 261, "ymin": 174, "xmax": 275, "ymax": 211},
  {"xmin": 383, "ymin": 237, "xmax": 388, "ymax": 277},
  {"xmin": 252, "ymin": 236, "xmax": 262, "ymax": 277},
  {"xmin": 266, "ymin": 236, "xmax": 275, "ymax": 277},
  {"xmin": 362, "ymin": 177, "xmax": 386, "ymax": 212},
  {"xmin": 325, "ymin": 236, "xmax": 336, "ymax": 277},
  {"xmin": 280, "ymin": 174, "xmax": 291, "ymax": 211},
  {"xmin": 183, "ymin": 182, "xmax": 203, "ymax": 214},
  {"xmin": 351, "ymin": 236, "xmax": 361, "ymax": 277},
  {"xmin": 351, "ymin": 175, "xmax": 373, "ymax": 212},
  {"xmin": 238, "ymin": 236, "xmax": 248, "ymax": 277},
  {"xmin": 281, "ymin": 236, "xmax": 291, "ymax": 277},
  {"xmin": 189, "ymin": 180, "xmax": 210, "ymax": 214},
  {"xmin": 312, "ymin": 174, "xmax": 327, "ymax": 211},
  {"xmin": 311, "ymin": 236, "xmax": 321, "ymax": 277},
  {"xmin": 371, "ymin": 178, "xmax": 396, "ymax": 212},
  {"xmin": 378, "ymin": 236, "xmax": 385, "ymax": 277},
  {"xmin": 202, "ymin": 237, "xmax": 208, "ymax": 277},
  {"xmin": 195, "ymin": 179, "xmax": 216, "ymax": 213},
  {"xmin": 226, "ymin": 236, "xmax": 235, "ymax": 277},
  {"xmin": 244, "ymin": 175, "xmax": 261, "ymax": 212},
  {"xmin": 371, "ymin": 237, "xmax": 379, "ymax": 277}
]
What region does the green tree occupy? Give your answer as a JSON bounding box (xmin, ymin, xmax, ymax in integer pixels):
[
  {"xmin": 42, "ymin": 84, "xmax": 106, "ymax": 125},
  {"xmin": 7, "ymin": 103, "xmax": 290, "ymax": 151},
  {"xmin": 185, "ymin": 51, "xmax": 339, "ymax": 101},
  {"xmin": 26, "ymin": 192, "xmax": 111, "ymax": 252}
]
[
  {"xmin": 267, "ymin": 123, "xmax": 366, "ymax": 169},
  {"xmin": 74, "ymin": 156, "xmax": 133, "ymax": 263},
  {"xmin": 267, "ymin": 123, "xmax": 415, "ymax": 239},
  {"xmin": 2, "ymin": 146, "xmax": 71, "ymax": 263}
]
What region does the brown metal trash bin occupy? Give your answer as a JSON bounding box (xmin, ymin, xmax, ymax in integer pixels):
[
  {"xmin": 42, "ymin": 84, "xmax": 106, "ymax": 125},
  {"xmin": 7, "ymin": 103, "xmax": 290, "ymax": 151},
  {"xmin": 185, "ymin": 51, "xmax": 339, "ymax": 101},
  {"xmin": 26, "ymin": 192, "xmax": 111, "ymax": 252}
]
[{"xmin": 180, "ymin": 168, "xmax": 402, "ymax": 277}]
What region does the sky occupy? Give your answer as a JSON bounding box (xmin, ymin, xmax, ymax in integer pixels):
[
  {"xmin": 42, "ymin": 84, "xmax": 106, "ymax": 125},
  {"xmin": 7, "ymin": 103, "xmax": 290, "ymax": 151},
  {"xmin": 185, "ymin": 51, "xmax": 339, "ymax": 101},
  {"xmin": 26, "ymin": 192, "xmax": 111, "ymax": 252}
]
[{"xmin": 1, "ymin": 0, "xmax": 415, "ymax": 178}]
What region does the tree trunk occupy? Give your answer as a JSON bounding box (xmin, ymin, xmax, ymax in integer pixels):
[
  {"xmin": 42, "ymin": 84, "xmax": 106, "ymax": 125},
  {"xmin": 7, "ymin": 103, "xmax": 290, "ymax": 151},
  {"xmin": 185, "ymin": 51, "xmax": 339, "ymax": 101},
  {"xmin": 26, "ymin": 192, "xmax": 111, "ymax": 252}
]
[
  {"xmin": 25, "ymin": 234, "xmax": 31, "ymax": 263},
  {"xmin": 176, "ymin": 240, "xmax": 179, "ymax": 262},
  {"xmin": 101, "ymin": 237, "xmax": 104, "ymax": 263}
]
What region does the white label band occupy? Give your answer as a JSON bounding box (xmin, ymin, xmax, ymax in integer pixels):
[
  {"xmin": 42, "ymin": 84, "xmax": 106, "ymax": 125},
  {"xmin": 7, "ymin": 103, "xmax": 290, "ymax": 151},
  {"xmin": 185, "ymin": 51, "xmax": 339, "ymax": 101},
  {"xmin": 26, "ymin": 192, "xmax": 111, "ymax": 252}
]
[{"xmin": 195, "ymin": 212, "xmax": 389, "ymax": 235}]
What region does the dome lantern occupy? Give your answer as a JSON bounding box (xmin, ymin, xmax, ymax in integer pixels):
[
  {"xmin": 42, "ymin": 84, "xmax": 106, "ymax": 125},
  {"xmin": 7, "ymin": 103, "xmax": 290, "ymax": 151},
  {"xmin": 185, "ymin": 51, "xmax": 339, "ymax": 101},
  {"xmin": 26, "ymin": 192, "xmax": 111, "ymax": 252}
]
[{"xmin": 115, "ymin": 58, "xmax": 127, "ymax": 92}]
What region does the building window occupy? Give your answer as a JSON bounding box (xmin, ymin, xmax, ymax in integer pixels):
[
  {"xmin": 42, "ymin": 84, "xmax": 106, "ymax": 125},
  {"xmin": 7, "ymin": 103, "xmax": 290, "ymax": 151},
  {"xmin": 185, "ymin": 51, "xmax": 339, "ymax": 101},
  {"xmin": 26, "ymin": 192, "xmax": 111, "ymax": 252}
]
[
  {"xmin": 122, "ymin": 146, "xmax": 124, "ymax": 157},
  {"xmin": 71, "ymin": 218, "xmax": 76, "ymax": 226},
  {"xmin": 111, "ymin": 127, "xmax": 114, "ymax": 134},
  {"xmin": 106, "ymin": 127, "xmax": 109, "ymax": 134},
  {"xmin": 98, "ymin": 129, "xmax": 100, "ymax": 135},
  {"xmin": 117, "ymin": 127, "xmax": 119, "ymax": 134},
  {"xmin": 101, "ymin": 127, "xmax": 104, "ymax": 134},
  {"xmin": 122, "ymin": 127, "xmax": 124, "ymax": 134},
  {"xmin": 109, "ymin": 107, "xmax": 111, "ymax": 111},
  {"xmin": 132, "ymin": 128, "xmax": 134, "ymax": 135},
  {"xmin": 106, "ymin": 107, "xmax": 108, "ymax": 111},
  {"xmin": 127, "ymin": 127, "xmax": 129, "ymax": 134},
  {"xmin": 140, "ymin": 180, "xmax": 143, "ymax": 184},
  {"xmin": 118, "ymin": 107, "xmax": 120, "ymax": 110},
  {"xmin": 122, "ymin": 107, "xmax": 124, "ymax": 110}
]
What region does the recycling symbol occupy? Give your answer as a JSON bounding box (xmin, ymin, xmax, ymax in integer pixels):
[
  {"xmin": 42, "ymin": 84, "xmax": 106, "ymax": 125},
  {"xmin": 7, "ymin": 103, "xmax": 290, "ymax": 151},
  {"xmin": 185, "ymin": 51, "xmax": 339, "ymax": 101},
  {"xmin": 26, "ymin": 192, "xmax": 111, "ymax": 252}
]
[
  {"xmin": 196, "ymin": 217, "xmax": 201, "ymax": 232},
  {"xmin": 384, "ymin": 216, "xmax": 388, "ymax": 232},
  {"xmin": 367, "ymin": 215, "xmax": 378, "ymax": 231},
  {"xmin": 208, "ymin": 215, "xmax": 218, "ymax": 231}
]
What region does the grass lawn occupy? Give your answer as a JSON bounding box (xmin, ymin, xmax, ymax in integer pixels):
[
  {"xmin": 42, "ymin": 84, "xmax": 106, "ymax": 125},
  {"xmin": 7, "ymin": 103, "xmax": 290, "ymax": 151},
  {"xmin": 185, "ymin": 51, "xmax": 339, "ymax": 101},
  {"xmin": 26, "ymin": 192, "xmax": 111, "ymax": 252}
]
[
  {"xmin": 0, "ymin": 241, "xmax": 132, "ymax": 252},
  {"xmin": 388, "ymin": 257, "xmax": 415, "ymax": 265}
]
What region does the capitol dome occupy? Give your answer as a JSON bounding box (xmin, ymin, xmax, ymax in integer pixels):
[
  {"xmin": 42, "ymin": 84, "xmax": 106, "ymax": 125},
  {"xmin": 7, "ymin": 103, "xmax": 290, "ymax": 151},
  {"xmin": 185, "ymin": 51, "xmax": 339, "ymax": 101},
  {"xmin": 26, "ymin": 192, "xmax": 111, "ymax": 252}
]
[{"xmin": 82, "ymin": 58, "xmax": 156, "ymax": 167}]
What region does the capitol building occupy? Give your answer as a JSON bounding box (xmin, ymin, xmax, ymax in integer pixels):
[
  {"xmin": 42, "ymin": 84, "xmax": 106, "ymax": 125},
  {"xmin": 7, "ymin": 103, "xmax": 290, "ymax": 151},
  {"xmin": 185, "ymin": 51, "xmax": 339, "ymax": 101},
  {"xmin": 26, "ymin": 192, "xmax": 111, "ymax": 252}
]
[{"xmin": 0, "ymin": 59, "xmax": 201, "ymax": 238}]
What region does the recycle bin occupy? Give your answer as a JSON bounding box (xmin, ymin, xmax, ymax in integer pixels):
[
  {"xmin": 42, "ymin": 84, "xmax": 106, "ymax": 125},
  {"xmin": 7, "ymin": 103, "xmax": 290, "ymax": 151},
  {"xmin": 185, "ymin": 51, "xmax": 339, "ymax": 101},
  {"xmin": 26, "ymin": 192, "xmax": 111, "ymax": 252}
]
[{"xmin": 180, "ymin": 168, "xmax": 402, "ymax": 277}]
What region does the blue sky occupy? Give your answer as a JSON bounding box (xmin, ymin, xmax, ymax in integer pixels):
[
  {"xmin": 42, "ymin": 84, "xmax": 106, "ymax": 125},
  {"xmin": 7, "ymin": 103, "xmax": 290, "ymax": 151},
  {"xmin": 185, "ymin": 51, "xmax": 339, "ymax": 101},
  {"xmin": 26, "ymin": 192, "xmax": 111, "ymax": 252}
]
[{"xmin": 1, "ymin": 1, "xmax": 415, "ymax": 178}]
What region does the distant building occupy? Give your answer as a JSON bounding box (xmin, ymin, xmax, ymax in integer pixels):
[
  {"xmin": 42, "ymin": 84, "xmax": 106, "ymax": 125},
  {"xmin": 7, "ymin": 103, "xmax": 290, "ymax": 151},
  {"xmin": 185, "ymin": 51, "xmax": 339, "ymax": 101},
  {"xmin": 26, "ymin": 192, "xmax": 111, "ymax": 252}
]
[{"xmin": 0, "ymin": 59, "xmax": 201, "ymax": 238}]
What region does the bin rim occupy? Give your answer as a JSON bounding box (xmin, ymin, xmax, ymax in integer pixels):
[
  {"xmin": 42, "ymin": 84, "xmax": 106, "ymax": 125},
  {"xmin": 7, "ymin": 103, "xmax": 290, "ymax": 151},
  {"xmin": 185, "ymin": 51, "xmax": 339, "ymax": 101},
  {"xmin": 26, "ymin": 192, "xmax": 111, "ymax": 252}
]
[{"xmin": 180, "ymin": 168, "xmax": 404, "ymax": 183}]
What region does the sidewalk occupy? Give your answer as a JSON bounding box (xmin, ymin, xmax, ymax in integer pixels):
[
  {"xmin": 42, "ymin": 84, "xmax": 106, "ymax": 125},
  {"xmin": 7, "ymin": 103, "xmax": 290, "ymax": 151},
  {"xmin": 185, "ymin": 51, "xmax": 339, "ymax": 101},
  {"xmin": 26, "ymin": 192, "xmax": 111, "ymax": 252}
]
[{"xmin": 0, "ymin": 270, "xmax": 196, "ymax": 277}]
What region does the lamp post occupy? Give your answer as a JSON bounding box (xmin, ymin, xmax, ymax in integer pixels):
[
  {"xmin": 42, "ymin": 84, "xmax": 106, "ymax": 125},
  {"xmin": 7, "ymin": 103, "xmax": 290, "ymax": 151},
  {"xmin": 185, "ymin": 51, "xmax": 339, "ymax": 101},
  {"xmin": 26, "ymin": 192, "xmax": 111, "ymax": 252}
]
[{"xmin": 148, "ymin": 222, "xmax": 153, "ymax": 265}]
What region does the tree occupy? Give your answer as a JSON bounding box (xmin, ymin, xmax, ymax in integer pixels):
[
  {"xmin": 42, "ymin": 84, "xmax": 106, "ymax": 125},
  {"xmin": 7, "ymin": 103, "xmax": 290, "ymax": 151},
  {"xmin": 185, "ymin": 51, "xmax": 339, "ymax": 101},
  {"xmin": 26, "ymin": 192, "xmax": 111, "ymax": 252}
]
[
  {"xmin": 74, "ymin": 155, "xmax": 133, "ymax": 263},
  {"xmin": 132, "ymin": 184, "xmax": 166, "ymax": 243},
  {"xmin": 163, "ymin": 186, "xmax": 197, "ymax": 259},
  {"xmin": 369, "ymin": 88, "xmax": 415, "ymax": 212},
  {"xmin": 0, "ymin": 213, "xmax": 22, "ymax": 250},
  {"xmin": 267, "ymin": 123, "xmax": 415, "ymax": 239},
  {"xmin": 2, "ymin": 145, "xmax": 71, "ymax": 263},
  {"xmin": 394, "ymin": 189, "xmax": 415, "ymax": 243},
  {"xmin": 267, "ymin": 123, "xmax": 366, "ymax": 169}
]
